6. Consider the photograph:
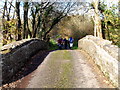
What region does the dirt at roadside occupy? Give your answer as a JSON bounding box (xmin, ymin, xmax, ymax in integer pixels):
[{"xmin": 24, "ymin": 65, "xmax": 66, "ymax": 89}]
[{"xmin": 76, "ymin": 50, "xmax": 115, "ymax": 88}]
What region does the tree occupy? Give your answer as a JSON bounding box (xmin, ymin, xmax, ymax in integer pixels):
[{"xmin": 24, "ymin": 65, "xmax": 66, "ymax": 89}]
[
  {"xmin": 23, "ymin": 2, "xmax": 32, "ymax": 39},
  {"xmin": 16, "ymin": 1, "xmax": 22, "ymax": 40},
  {"xmin": 104, "ymin": 7, "xmax": 120, "ymax": 45},
  {"xmin": 29, "ymin": 2, "xmax": 76, "ymax": 41},
  {"xmin": 98, "ymin": 1, "xmax": 120, "ymax": 47},
  {"xmin": 41, "ymin": 2, "xmax": 76, "ymax": 41},
  {"xmin": 2, "ymin": 0, "xmax": 7, "ymax": 45},
  {"xmin": 92, "ymin": 0, "xmax": 103, "ymax": 38},
  {"xmin": 2, "ymin": 0, "xmax": 13, "ymax": 45}
]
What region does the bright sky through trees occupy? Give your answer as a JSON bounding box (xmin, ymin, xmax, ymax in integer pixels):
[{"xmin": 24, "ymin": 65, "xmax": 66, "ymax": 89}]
[{"xmin": 0, "ymin": 0, "xmax": 119, "ymax": 18}]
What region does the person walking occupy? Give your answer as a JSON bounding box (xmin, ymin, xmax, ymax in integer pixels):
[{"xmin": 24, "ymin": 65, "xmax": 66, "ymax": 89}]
[
  {"xmin": 63, "ymin": 38, "xmax": 68, "ymax": 49},
  {"xmin": 69, "ymin": 37, "xmax": 74, "ymax": 49},
  {"xmin": 57, "ymin": 38, "xmax": 63, "ymax": 49}
]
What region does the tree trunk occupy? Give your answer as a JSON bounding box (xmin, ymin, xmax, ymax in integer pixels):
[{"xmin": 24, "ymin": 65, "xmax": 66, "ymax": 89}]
[
  {"xmin": 106, "ymin": 24, "xmax": 110, "ymax": 40},
  {"xmin": 27, "ymin": 22, "xmax": 32, "ymax": 38},
  {"xmin": 101, "ymin": 21, "xmax": 106, "ymax": 39},
  {"xmin": 23, "ymin": 2, "xmax": 29, "ymax": 39},
  {"xmin": 16, "ymin": 2, "xmax": 22, "ymax": 40},
  {"xmin": 32, "ymin": 14, "xmax": 36, "ymax": 38},
  {"xmin": 93, "ymin": 0, "xmax": 103, "ymax": 38}
]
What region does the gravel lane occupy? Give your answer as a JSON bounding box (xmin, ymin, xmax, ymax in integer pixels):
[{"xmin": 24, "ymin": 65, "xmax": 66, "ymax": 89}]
[
  {"xmin": 25, "ymin": 50, "xmax": 114, "ymax": 88},
  {"xmin": 71, "ymin": 50, "xmax": 100, "ymax": 88},
  {"xmin": 27, "ymin": 50, "xmax": 74, "ymax": 88}
]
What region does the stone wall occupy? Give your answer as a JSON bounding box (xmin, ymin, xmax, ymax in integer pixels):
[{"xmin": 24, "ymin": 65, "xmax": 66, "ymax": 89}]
[
  {"xmin": 78, "ymin": 35, "xmax": 119, "ymax": 87},
  {"xmin": 1, "ymin": 39, "xmax": 48, "ymax": 84}
]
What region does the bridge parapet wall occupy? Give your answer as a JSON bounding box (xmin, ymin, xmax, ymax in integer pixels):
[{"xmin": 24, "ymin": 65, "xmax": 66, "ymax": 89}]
[
  {"xmin": 78, "ymin": 35, "xmax": 119, "ymax": 87},
  {"xmin": 1, "ymin": 39, "xmax": 48, "ymax": 84}
]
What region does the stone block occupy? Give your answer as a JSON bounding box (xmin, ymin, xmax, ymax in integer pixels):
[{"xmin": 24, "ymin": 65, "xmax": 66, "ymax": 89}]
[
  {"xmin": 78, "ymin": 35, "xmax": 119, "ymax": 87},
  {"xmin": 1, "ymin": 39, "xmax": 48, "ymax": 84}
]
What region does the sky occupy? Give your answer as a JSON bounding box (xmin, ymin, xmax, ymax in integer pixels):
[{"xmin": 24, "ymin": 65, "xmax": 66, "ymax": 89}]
[
  {"xmin": 0, "ymin": 0, "xmax": 118, "ymax": 9},
  {"xmin": 0, "ymin": 0, "xmax": 119, "ymax": 5},
  {"xmin": 0, "ymin": 0, "xmax": 119, "ymax": 19}
]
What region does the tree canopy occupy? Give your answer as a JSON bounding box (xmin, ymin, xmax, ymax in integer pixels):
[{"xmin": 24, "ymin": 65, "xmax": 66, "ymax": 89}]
[{"xmin": 0, "ymin": 0, "xmax": 119, "ymax": 47}]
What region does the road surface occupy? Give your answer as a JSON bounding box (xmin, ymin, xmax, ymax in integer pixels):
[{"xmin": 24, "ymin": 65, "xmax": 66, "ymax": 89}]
[{"xmin": 16, "ymin": 50, "xmax": 114, "ymax": 88}]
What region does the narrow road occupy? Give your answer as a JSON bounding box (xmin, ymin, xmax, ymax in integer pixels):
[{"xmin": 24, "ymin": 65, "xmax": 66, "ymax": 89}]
[{"xmin": 17, "ymin": 50, "xmax": 114, "ymax": 88}]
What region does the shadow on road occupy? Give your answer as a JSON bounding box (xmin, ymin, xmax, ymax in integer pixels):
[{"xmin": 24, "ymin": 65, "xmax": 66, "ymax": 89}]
[{"xmin": 2, "ymin": 50, "xmax": 52, "ymax": 87}]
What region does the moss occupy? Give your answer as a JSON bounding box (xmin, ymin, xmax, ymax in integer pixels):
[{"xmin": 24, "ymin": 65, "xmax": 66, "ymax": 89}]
[
  {"xmin": 55, "ymin": 61, "xmax": 73, "ymax": 88},
  {"xmin": 63, "ymin": 50, "xmax": 72, "ymax": 60},
  {"xmin": 97, "ymin": 64, "xmax": 101, "ymax": 70},
  {"xmin": 50, "ymin": 50, "xmax": 74, "ymax": 88},
  {"xmin": 104, "ymin": 72, "xmax": 110, "ymax": 80}
]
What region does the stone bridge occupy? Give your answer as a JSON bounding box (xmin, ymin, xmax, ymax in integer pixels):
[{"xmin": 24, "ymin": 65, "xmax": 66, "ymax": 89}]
[{"xmin": 0, "ymin": 35, "xmax": 119, "ymax": 88}]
